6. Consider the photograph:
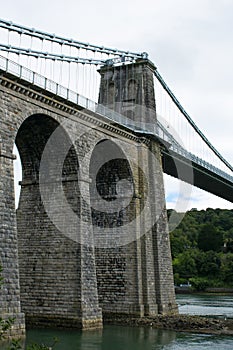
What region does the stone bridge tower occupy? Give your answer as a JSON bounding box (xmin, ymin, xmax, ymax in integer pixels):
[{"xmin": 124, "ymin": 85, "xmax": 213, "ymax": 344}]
[{"xmin": 96, "ymin": 59, "xmax": 178, "ymax": 317}]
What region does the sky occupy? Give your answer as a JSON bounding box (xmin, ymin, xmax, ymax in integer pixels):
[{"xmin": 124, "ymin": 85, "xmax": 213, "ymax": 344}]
[{"xmin": 1, "ymin": 0, "xmax": 233, "ymax": 211}]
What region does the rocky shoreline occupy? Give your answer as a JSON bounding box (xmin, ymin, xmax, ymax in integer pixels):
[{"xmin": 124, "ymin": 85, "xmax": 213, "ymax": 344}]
[{"xmin": 104, "ymin": 314, "xmax": 233, "ymax": 335}]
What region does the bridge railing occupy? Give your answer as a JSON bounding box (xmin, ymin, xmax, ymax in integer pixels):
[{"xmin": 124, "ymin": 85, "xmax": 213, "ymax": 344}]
[
  {"xmin": 157, "ymin": 121, "xmax": 233, "ymax": 183},
  {"xmin": 153, "ymin": 69, "xmax": 233, "ymax": 178},
  {"xmin": 0, "ymin": 54, "xmax": 232, "ymax": 185}
]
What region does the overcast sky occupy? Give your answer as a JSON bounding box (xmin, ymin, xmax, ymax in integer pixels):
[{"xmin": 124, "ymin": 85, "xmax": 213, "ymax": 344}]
[{"xmin": 1, "ymin": 0, "xmax": 233, "ymax": 211}]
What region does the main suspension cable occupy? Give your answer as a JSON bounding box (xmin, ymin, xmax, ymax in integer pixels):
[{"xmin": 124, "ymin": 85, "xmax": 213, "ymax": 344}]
[
  {"xmin": 0, "ymin": 43, "xmax": 104, "ymax": 65},
  {"xmin": 154, "ymin": 69, "xmax": 233, "ymax": 173},
  {"xmin": 0, "ymin": 18, "xmax": 146, "ymax": 59}
]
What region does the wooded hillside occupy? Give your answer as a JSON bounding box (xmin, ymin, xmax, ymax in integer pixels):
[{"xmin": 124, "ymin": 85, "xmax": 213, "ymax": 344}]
[{"xmin": 168, "ymin": 208, "xmax": 233, "ymax": 290}]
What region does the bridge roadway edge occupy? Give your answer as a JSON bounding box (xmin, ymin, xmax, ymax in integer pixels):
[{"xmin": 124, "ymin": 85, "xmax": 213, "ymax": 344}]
[{"xmin": 162, "ymin": 149, "xmax": 233, "ymax": 203}]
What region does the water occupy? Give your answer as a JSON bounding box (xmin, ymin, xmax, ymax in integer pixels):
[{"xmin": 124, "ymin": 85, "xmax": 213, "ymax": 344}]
[
  {"xmin": 176, "ymin": 293, "xmax": 233, "ymax": 318},
  {"xmin": 24, "ymin": 325, "xmax": 233, "ymax": 350},
  {"xmin": 2, "ymin": 294, "xmax": 233, "ymax": 349}
]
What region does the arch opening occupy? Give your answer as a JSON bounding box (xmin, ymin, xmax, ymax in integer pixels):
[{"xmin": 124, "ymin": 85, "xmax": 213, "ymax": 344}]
[
  {"xmin": 15, "ymin": 114, "xmax": 83, "ymax": 328},
  {"xmin": 90, "ymin": 139, "xmax": 135, "ymax": 229},
  {"xmin": 89, "ymin": 139, "xmax": 139, "ymax": 312}
]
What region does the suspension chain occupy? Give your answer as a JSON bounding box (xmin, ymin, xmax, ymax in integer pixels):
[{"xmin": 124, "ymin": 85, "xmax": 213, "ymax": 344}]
[{"xmin": 0, "ymin": 18, "xmax": 147, "ymax": 59}]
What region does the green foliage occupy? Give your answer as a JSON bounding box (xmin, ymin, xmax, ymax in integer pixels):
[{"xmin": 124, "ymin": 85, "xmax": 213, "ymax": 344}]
[
  {"xmin": 223, "ymin": 228, "xmax": 233, "ymax": 253},
  {"xmin": 169, "ymin": 208, "xmax": 233, "ymax": 290},
  {"xmin": 26, "ymin": 344, "xmax": 52, "ymax": 350},
  {"xmin": 26, "ymin": 338, "xmax": 59, "ymax": 350},
  {"xmin": 195, "ymin": 250, "xmax": 221, "ymax": 277},
  {"xmin": 0, "ymin": 318, "xmax": 15, "ymax": 341},
  {"xmin": 173, "ymin": 249, "xmax": 198, "ymax": 278},
  {"xmin": 6, "ymin": 340, "xmax": 57, "ymax": 350},
  {"xmin": 197, "ymin": 224, "xmax": 223, "ymax": 252},
  {"xmin": 220, "ymin": 253, "xmax": 233, "ymax": 284},
  {"xmin": 27, "ymin": 346, "xmax": 48, "ymax": 350},
  {"xmin": 169, "ymin": 229, "xmax": 193, "ymax": 258},
  {"xmin": 189, "ymin": 277, "xmax": 211, "ymax": 291},
  {"xmin": 7, "ymin": 339, "xmax": 23, "ymax": 350}
]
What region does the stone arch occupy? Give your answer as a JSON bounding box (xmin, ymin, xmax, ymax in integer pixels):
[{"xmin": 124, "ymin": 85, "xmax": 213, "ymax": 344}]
[
  {"xmin": 15, "ymin": 113, "xmax": 79, "ymax": 210},
  {"xmin": 89, "ymin": 138, "xmax": 135, "ymax": 227},
  {"xmin": 15, "ymin": 113, "xmax": 88, "ymax": 328},
  {"xmin": 89, "ymin": 138, "xmax": 143, "ymax": 316}
]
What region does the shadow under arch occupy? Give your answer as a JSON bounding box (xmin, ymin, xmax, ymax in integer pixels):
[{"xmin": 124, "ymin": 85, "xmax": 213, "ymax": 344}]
[
  {"xmin": 89, "ymin": 138, "xmax": 136, "ymax": 225},
  {"xmin": 15, "ymin": 113, "xmax": 85, "ymax": 328},
  {"xmin": 89, "ymin": 138, "xmax": 143, "ymax": 316}
]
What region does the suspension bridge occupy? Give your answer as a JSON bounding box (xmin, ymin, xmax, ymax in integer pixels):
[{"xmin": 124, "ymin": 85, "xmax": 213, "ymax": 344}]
[
  {"xmin": 0, "ymin": 18, "xmax": 232, "ymax": 203},
  {"xmin": 0, "ymin": 19, "xmax": 233, "ymax": 337}
]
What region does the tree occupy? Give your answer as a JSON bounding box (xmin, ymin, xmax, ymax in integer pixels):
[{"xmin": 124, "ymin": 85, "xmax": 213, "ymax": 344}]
[
  {"xmin": 169, "ymin": 208, "xmax": 233, "ymax": 287},
  {"xmin": 220, "ymin": 253, "xmax": 233, "ymax": 284},
  {"xmin": 195, "ymin": 250, "xmax": 221, "ymax": 277},
  {"xmin": 173, "ymin": 250, "xmax": 197, "ymax": 279},
  {"xmin": 197, "ymin": 223, "xmax": 223, "ymax": 252},
  {"xmin": 223, "ymin": 228, "xmax": 233, "ymax": 253},
  {"xmin": 170, "ymin": 229, "xmax": 192, "ymax": 258}
]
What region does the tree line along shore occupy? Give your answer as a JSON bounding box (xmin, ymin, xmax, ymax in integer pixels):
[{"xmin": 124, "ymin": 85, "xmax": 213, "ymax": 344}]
[{"xmin": 168, "ymin": 208, "xmax": 233, "ymax": 292}]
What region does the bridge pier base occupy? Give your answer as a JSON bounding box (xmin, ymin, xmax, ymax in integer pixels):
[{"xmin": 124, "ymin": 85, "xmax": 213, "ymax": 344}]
[{"xmin": 16, "ymin": 176, "xmax": 103, "ymax": 331}]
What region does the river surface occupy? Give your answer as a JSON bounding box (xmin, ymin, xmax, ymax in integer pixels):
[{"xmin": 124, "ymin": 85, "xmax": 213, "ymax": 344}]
[
  {"xmin": 176, "ymin": 293, "xmax": 233, "ymax": 318},
  {"xmin": 2, "ymin": 294, "xmax": 233, "ymax": 349},
  {"xmin": 25, "ymin": 325, "xmax": 233, "ymax": 350}
]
